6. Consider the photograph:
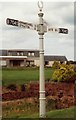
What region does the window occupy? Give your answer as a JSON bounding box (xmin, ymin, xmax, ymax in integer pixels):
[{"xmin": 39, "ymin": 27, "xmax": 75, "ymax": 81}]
[
  {"xmin": 8, "ymin": 52, "xmax": 12, "ymax": 56},
  {"xmin": 28, "ymin": 52, "xmax": 35, "ymax": 57},
  {"xmin": 45, "ymin": 61, "xmax": 49, "ymax": 66},
  {"xmin": 32, "ymin": 53, "xmax": 34, "ymax": 56},
  {"xmin": 20, "ymin": 52, "xmax": 23, "ymax": 56},
  {"xmin": 28, "ymin": 52, "xmax": 31, "ymax": 56},
  {"xmin": 17, "ymin": 52, "xmax": 20, "ymax": 56}
]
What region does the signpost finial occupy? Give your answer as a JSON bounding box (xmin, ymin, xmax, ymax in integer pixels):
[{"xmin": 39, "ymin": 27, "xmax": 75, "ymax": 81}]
[{"xmin": 38, "ymin": 1, "xmax": 43, "ymax": 12}]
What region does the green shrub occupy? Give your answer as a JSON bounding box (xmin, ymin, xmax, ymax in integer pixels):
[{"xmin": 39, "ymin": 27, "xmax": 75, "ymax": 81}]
[
  {"xmin": 52, "ymin": 64, "xmax": 75, "ymax": 82},
  {"xmin": 52, "ymin": 61, "xmax": 60, "ymax": 69}
]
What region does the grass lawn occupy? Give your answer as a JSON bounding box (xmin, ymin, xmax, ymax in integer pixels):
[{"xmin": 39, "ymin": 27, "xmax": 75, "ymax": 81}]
[
  {"xmin": 1, "ymin": 67, "xmax": 54, "ymax": 86},
  {"xmin": 2, "ymin": 106, "xmax": 75, "ymax": 119},
  {"xmin": 21, "ymin": 106, "xmax": 74, "ymax": 118},
  {"xmin": 28, "ymin": 106, "xmax": 75, "ymax": 118},
  {"xmin": 46, "ymin": 106, "xmax": 75, "ymax": 118}
]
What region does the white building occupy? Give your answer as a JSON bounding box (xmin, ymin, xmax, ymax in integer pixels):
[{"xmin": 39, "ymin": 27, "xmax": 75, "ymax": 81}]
[{"xmin": 0, "ymin": 49, "xmax": 67, "ymax": 67}]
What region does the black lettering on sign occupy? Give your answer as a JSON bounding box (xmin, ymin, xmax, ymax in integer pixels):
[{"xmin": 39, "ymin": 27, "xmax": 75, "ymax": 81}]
[
  {"xmin": 59, "ymin": 28, "xmax": 68, "ymax": 34},
  {"xmin": 6, "ymin": 18, "xmax": 18, "ymax": 26}
]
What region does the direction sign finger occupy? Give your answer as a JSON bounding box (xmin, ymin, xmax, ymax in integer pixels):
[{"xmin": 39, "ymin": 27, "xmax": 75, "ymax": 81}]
[
  {"xmin": 18, "ymin": 21, "xmax": 36, "ymax": 30},
  {"xmin": 48, "ymin": 27, "xmax": 68, "ymax": 34},
  {"xmin": 48, "ymin": 27, "xmax": 59, "ymax": 33},
  {"xmin": 6, "ymin": 18, "xmax": 36, "ymax": 30}
]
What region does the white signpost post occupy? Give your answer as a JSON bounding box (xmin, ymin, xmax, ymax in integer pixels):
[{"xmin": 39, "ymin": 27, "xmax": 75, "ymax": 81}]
[{"xmin": 6, "ymin": 1, "xmax": 68, "ymax": 118}]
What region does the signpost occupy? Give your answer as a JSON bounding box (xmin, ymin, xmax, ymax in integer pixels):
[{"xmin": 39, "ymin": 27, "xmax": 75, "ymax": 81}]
[{"xmin": 6, "ymin": 1, "xmax": 68, "ymax": 118}]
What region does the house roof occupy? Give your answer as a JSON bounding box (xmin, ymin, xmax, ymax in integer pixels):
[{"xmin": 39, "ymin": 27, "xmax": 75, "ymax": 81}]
[
  {"xmin": 0, "ymin": 49, "xmax": 39, "ymax": 56},
  {"xmin": 44, "ymin": 55, "xmax": 67, "ymax": 62},
  {"xmin": 0, "ymin": 50, "xmax": 67, "ymax": 62}
]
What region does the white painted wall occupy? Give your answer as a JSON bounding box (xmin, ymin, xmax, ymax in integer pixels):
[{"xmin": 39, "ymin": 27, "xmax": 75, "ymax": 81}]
[
  {"xmin": 34, "ymin": 59, "xmax": 40, "ymax": 66},
  {"xmin": 48, "ymin": 61, "xmax": 54, "ymax": 67},
  {"xmin": 20, "ymin": 61, "xmax": 25, "ymax": 67},
  {"xmin": 0, "ymin": 60, "xmax": 6, "ymax": 66}
]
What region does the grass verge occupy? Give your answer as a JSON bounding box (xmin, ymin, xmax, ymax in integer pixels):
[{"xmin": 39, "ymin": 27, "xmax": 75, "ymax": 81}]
[
  {"xmin": 2, "ymin": 68, "xmax": 54, "ymax": 86},
  {"xmin": 2, "ymin": 106, "xmax": 75, "ymax": 119}
]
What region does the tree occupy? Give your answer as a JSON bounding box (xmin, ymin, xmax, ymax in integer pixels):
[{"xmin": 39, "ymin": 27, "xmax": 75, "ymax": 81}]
[{"xmin": 52, "ymin": 64, "xmax": 76, "ymax": 82}]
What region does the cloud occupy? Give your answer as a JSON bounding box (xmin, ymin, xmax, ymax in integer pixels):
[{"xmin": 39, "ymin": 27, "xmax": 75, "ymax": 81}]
[{"xmin": 44, "ymin": 3, "xmax": 74, "ymax": 26}]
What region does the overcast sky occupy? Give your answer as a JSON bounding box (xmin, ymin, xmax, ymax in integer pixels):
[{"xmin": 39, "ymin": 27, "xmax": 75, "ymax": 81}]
[{"xmin": 0, "ymin": 1, "xmax": 74, "ymax": 60}]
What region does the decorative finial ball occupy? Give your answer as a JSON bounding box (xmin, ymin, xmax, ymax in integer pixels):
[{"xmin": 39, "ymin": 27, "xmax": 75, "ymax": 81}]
[{"xmin": 38, "ymin": 1, "xmax": 43, "ymax": 9}]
